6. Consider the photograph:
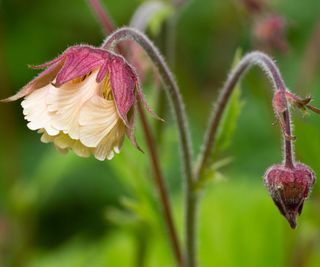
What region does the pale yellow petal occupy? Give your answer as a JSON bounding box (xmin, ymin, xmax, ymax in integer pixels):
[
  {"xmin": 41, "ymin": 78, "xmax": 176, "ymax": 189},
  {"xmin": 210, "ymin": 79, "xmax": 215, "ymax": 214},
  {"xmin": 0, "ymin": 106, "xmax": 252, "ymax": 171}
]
[
  {"xmin": 29, "ymin": 70, "xmax": 126, "ymax": 161},
  {"xmin": 54, "ymin": 145, "xmax": 69, "ymax": 155},
  {"xmin": 22, "ymin": 85, "xmax": 58, "ymax": 136},
  {"xmin": 72, "ymin": 141, "xmax": 91, "ymax": 158},
  {"xmin": 53, "ymin": 133, "xmax": 76, "ymax": 149},
  {"xmin": 79, "ymin": 95, "xmax": 119, "ymax": 148},
  {"xmin": 40, "ymin": 130, "xmax": 56, "ymax": 143},
  {"xmin": 41, "ymin": 130, "xmax": 93, "ymax": 158},
  {"xmin": 47, "ymin": 71, "xmax": 99, "ymax": 139},
  {"xmin": 93, "ymin": 120, "xmax": 125, "ymax": 161}
]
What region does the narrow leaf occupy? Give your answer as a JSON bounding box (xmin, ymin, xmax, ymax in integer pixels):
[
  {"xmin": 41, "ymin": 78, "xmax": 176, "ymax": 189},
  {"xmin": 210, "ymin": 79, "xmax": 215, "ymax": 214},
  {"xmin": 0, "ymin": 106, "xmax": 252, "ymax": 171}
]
[{"xmin": 214, "ymin": 49, "xmax": 244, "ymax": 158}]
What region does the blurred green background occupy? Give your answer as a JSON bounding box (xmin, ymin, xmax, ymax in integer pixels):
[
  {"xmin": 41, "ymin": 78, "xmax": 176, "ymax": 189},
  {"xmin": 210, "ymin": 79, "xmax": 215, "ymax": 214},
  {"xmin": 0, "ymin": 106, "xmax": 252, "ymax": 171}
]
[{"xmin": 1, "ymin": 0, "xmax": 320, "ymax": 266}]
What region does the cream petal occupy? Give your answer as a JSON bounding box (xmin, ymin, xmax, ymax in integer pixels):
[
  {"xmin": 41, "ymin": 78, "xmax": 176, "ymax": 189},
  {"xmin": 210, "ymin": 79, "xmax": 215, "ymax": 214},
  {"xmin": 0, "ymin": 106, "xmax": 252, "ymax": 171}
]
[
  {"xmin": 39, "ymin": 130, "xmax": 70, "ymax": 154},
  {"xmin": 114, "ymin": 146, "xmax": 120, "ymax": 154},
  {"xmin": 40, "ymin": 130, "xmax": 56, "ymax": 143},
  {"xmin": 54, "ymin": 145, "xmax": 69, "ymax": 155},
  {"xmin": 54, "ymin": 133, "xmax": 76, "ymax": 149},
  {"xmin": 22, "ymin": 85, "xmax": 58, "ymax": 136},
  {"xmin": 94, "ymin": 140, "xmax": 113, "ymax": 161},
  {"xmin": 107, "ymin": 151, "xmax": 115, "ymax": 160},
  {"xmin": 72, "ymin": 141, "xmax": 91, "ymax": 158},
  {"xmin": 30, "ymin": 69, "xmax": 127, "ymax": 161},
  {"xmin": 47, "ymin": 71, "xmax": 99, "ymax": 139},
  {"xmin": 53, "ymin": 133, "xmax": 92, "ymax": 158},
  {"xmin": 79, "ymin": 95, "xmax": 119, "ymax": 147},
  {"xmin": 93, "ymin": 120, "xmax": 125, "ymax": 161},
  {"xmin": 38, "ymin": 121, "xmax": 125, "ymax": 161},
  {"xmin": 40, "ymin": 130, "xmax": 93, "ymax": 159}
]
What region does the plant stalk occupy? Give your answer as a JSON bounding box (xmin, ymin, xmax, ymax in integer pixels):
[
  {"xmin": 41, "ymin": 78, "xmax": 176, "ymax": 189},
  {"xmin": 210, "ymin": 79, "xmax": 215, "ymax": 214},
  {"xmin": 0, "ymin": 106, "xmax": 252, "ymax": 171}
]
[
  {"xmin": 137, "ymin": 101, "xmax": 184, "ymax": 266},
  {"xmin": 102, "ymin": 28, "xmax": 194, "ymax": 267},
  {"xmin": 87, "ymin": 3, "xmax": 185, "ymax": 266},
  {"xmin": 195, "ymin": 51, "xmax": 294, "ymax": 179}
]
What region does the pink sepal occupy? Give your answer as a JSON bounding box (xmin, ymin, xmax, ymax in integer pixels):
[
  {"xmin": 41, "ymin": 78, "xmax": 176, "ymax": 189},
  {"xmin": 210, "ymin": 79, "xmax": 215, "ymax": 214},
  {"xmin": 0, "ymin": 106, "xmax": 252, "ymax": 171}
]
[
  {"xmin": 126, "ymin": 99, "xmax": 143, "ymax": 152},
  {"xmin": 28, "ymin": 51, "xmax": 66, "ymax": 69},
  {"xmin": 136, "ymin": 80, "xmax": 164, "ymax": 122},
  {"xmin": 54, "ymin": 46, "xmax": 109, "ymax": 87},
  {"xmin": 109, "ymin": 56, "xmax": 136, "ymax": 126}
]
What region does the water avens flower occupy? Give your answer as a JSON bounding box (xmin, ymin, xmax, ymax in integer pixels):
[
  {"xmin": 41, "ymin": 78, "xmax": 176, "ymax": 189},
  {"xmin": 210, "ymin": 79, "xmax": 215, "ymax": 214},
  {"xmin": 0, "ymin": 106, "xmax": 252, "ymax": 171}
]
[
  {"xmin": 2, "ymin": 45, "xmax": 154, "ymax": 160},
  {"xmin": 264, "ymin": 163, "xmax": 315, "ymax": 228},
  {"xmin": 267, "ymin": 89, "xmax": 319, "ymax": 228}
]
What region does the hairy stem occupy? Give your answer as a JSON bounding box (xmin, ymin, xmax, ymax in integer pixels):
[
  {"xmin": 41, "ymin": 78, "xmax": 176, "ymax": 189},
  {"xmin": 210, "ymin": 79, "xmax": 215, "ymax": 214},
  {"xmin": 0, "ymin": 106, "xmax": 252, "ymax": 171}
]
[
  {"xmin": 87, "ymin": 3, "xmax": 184, "ymax": 266},
  {"xmin": 103, "ymin": 28, "xmax": 194, "ymax": 267},
  {"xmin": 195, "ymin": 51, "xmax": 294, "ymax": 179},
  {"xmin": 103, "ymin": 27, "xmax": 193, "ymax": 185},
  {"xmin": 283, "ymin": 111, "xmax": 294, "ymax": 169}
]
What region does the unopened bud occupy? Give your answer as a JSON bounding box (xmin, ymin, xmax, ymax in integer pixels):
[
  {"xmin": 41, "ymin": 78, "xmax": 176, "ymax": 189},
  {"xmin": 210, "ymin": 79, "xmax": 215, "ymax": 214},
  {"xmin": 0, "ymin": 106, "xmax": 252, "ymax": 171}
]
[{"xmin": 264, "ymin": 163, "xmax": 315, "ymax": 228}]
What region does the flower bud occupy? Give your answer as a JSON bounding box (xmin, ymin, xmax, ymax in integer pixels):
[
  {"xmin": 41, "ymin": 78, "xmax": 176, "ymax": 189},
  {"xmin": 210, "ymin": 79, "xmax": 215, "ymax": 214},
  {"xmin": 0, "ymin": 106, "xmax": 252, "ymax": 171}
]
[
  {"xmin": 264, "ymin": 163, "xmax": 315, "ymax": 228},
  {"xmin": 253, "ymin": 14, "xmax": 288, "ymax": 52}
]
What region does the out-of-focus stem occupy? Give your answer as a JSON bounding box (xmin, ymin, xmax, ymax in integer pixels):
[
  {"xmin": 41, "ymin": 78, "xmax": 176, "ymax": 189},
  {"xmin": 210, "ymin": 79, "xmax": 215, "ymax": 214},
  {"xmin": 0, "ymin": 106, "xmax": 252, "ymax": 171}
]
[
  {"xmin": 154, "ymin": 10, "xmax": 178, "ymax": 144},
  {"xmin": 296, "ymin": 22, "xmax": 320, "ymax": 93},
  {"xmin": 137, "ymin": 101, "xmax": 184, "ymax": 267},
  {"xmin": 87, "ymin": 0, "xmax": 115, "ymax": 34}
]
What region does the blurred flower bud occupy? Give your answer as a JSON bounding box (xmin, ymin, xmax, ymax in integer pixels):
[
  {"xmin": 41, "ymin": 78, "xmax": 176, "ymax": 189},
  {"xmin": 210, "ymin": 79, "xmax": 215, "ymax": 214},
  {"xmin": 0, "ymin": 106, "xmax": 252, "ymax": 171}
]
[
  {"xmin": 253, "ymin": 14, "xmax": 288, "ymax": 52},
  {"xmin": 240, "ymin": 0, "xmax": 265, "ymax": 13}
]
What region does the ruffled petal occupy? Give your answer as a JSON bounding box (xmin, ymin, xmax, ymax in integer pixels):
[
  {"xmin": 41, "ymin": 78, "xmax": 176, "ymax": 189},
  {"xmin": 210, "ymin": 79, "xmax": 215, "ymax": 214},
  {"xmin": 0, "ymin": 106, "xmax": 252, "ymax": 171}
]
[
  {"xmin": 39, "ymin": 130, "xmax": 56, "ymax": 143},
  {"xmin": 53, "ymin": 133, "xmax": 92, "ymax": 157},
  {"xmin": 79, "ymin": 95, "xmax": 119, "ymax": 147},
  {"xmin": 21, "ymin": 85, "xmax": 58, "ymax": 136},
  {"xmin": 47, "ymin": 71, "xmax": 99, "ymax": 139},
  {"xmin": 93, "ymin": 120, "xmax": 125, "ymax": 161},
  {"xmin": 40, "ymin": 130, "xmax": 92, "ymax": 158}
]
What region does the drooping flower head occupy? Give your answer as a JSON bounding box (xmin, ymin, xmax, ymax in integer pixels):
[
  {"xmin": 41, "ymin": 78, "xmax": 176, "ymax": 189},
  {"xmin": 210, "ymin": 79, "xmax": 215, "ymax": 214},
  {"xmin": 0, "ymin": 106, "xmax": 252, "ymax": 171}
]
[
  {"xmin": 264, "ymin": 163, "xmax": 315, "ymax": 228},
  {"xmin": 2, "ymin": 45, "xmax": 156, "ymax": 160}
]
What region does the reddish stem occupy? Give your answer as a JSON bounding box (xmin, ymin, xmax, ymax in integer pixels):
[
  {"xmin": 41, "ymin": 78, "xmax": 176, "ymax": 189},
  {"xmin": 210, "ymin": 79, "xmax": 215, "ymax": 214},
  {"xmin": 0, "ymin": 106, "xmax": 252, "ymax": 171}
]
[{"xmin": 87, "ymin": 1, "xmax": 184, "ymax": 266}]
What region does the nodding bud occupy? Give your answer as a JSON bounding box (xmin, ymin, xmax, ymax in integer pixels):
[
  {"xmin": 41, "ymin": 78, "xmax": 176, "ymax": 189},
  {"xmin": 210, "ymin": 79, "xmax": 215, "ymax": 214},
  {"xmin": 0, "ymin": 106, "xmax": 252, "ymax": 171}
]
[{"xmin": 264, "ymin": 163, "xmax": 315, "ymax": 229}]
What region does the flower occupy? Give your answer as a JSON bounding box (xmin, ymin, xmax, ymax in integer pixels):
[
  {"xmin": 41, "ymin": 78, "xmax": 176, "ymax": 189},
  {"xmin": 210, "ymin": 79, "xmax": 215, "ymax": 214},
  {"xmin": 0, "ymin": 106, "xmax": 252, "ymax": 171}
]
[
  {"xmin": 2, "ymin": 45, "xmax": 156, "ymax": 160},
  {"xmin": 264, "ymin": 163, "xmax": 315, "ymax": 228}
]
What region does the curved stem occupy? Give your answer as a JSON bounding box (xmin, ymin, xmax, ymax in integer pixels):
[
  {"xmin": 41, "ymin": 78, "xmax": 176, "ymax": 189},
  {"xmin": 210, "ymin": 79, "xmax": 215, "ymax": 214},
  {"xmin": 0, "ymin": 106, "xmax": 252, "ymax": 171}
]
[
  {"xmin": 102, "ymin": 28, "xmax": 194, "ymax": 267},
  {"xmin": 195, "ymin": 51, "xmax": 294, "ymax": 180},
  {"xmin": 87, "ymin": 3, "xmax": 185, "ymax": 266},
  {"xmin": 103, "ymin": 28, "xmax": 193, "ymax": 185}
]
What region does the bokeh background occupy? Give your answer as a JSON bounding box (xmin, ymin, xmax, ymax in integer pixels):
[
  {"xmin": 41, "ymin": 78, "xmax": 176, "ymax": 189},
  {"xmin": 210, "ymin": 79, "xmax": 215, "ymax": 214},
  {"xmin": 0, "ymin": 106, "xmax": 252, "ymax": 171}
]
[{"xmin": 1, "ymin": 0, "xmax": 320, "ymax": 266}]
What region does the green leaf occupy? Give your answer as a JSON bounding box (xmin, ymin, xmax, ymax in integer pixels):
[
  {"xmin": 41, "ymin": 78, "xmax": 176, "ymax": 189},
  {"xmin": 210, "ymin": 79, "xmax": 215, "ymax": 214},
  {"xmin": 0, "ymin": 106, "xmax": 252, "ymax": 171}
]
[
  {"xmin": 194, "ymin": 157, "xmax": 232, "ymax": 191},
  {"xmin": 214, "ymin": 49, "xmax": 244, "ymax": 158}
]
